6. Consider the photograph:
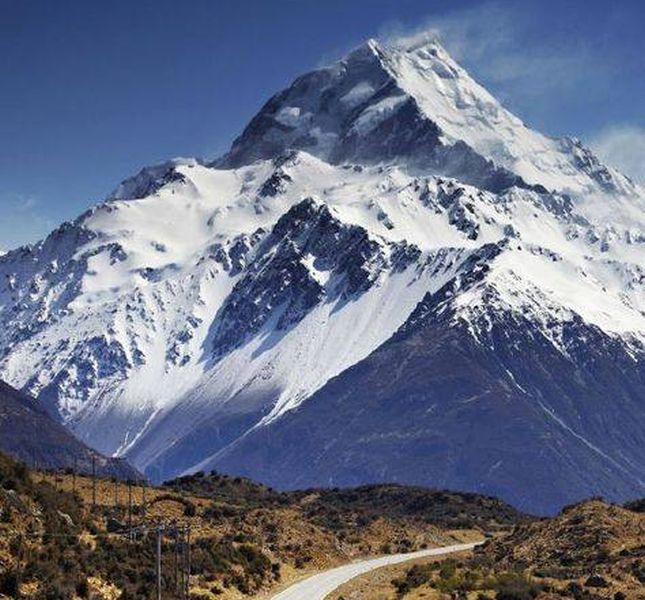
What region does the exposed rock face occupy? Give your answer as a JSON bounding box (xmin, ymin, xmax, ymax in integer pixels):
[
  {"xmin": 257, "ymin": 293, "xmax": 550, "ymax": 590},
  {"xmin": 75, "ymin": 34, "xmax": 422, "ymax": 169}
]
[
  {"xmin": 210, "ymin": 198, "xmax": 420, "ymax": 359},
  {"xmin": 209, "ymin": 254, "xmax": 645, "ymax": 514}
]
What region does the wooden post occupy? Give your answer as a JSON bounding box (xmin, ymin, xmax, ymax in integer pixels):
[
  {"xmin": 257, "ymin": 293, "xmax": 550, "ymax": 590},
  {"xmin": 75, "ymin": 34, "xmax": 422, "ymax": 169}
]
[
  {"xmin": 176, "ymin": 525, "xmax": 184, "ymax": 600},
  {"xmin": 177, "ymin": 525, "xmax": 183, "ymax": 599},
  {"xmin": 173, "ymin": 523, "xmax": 179, "ymax": 596},
  {"xmin": 16, "ymin": 534, "xmax": 23, "ymax": 593}
]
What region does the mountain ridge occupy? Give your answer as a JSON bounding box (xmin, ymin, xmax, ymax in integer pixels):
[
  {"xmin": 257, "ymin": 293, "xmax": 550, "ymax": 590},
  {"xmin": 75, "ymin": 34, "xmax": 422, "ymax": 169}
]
[
  {"xmin": 0, "ymin": 34, "xmax": 643, "ymax": 513},
  {"xmin": 221, "ymin": 37, "xmax": 636, "ymax": 197},
  {"xmin": 0, "ymin": 379, "xmax": 139, "ymax": 479}
]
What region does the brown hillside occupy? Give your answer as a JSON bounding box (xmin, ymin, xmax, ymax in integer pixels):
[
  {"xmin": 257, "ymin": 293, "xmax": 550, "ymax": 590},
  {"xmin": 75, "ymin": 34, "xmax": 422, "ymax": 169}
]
[
  {"xmin": 478, "ymin": 499, "xmax": 645, "ymax": 596},
  {"xmin": 0, "ymin": 454, "xmax": 524, "ymax": 599},
  {"xmin": 329, "ymin": 499, "xmax": 644, "ymax": 600},
  {"xmin": 0, "ymin": 379, "xmax": 138, "ymax": 479}
]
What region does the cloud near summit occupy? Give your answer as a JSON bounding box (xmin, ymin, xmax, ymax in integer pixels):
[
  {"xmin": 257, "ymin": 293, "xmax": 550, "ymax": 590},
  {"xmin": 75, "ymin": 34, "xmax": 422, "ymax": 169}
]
[
  {"xmin": 590, "ymin": 125, "xmax": 645, "ymax": 185},
  {"xmin": 377, "ymin": 2, "xmax": 612, "ymax": 127}
]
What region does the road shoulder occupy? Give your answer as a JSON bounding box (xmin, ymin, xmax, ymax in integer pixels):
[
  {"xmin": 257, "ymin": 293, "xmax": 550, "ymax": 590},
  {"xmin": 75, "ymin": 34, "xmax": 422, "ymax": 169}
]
[{"xmin": 323, "ymin": 549, "xmax": 475, "ymax": 600}]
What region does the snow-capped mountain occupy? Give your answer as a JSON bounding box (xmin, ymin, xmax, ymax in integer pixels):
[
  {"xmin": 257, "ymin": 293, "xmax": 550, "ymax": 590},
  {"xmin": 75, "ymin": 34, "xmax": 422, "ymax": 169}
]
[{"xmin": 1, "ymin": 35, "xmax": 643, "ymax": 513}]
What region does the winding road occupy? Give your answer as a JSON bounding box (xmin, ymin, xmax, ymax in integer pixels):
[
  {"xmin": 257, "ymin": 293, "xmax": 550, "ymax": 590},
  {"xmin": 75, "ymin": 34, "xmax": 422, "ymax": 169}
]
[{"xmin": 270, "ymin": 541, "xmax": 481, "ymax": 600}]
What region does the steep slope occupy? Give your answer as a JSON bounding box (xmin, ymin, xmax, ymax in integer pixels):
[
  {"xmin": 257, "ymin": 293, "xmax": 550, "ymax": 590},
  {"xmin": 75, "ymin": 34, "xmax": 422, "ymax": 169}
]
[
  {"xmin": 208, "ymin": 249, "xmax": 645, "ymax": 513},
  {"xmin": 0, "ymin": 35, "xmax": 643, "ymax": 511},
  {"xmin": 222, "ymin": 37, "xmax": 635, "ymax": 197},
  {"xmin": 0, "ymin": 379, "xmax": 138, "ymax": 478}
]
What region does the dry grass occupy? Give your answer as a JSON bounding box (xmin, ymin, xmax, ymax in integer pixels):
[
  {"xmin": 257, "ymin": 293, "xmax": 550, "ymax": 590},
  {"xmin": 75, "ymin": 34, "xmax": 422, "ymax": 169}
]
[
  {"xmin": 325, "ymin": 549, "xmax": 475, "ymax": 600},
  {"xmin": 326, "ymin": 500, "xmax": 645, "ymax": 600},
  {"xmin": 4, "ymin": 469, "xmax": 488, "ymax": 598},
  {"xmin": 478, "ymin": 499, "xmax": 645, "ymax": 598}
]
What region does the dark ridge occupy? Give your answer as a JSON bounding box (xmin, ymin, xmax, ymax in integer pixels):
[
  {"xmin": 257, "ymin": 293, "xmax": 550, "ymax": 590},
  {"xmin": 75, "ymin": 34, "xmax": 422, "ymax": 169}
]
[
  {"xmin": 164, "ymin": 471, "xmax": 530, "ymax": 531},
  {"xmin": 0, "ymin": 379, "xmax": 140, "ymax": 480}
]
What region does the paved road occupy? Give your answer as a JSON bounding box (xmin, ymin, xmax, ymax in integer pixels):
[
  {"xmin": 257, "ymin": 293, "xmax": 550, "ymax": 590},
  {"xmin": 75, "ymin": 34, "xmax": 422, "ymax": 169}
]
[{"xmin": 271, "ymin": 541, "xmax": 481, "ymax": 600}]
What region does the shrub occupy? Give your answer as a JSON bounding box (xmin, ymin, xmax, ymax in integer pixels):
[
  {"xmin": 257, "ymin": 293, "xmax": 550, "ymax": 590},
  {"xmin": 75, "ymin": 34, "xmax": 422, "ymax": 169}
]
[
  {"xmin": 75, "ymin": 578, "xmax": 89, "ymax": 598},
  {"xmin": 0, "ymin": 569, "xmax": 19, "ymax": 597},
  {"xmin": 493, "ymin": 572, "xmax": 543, "ymax": 600},
  {"xmin": 392, "ymin": 564, "xmax": 434, "ymax": 596}
]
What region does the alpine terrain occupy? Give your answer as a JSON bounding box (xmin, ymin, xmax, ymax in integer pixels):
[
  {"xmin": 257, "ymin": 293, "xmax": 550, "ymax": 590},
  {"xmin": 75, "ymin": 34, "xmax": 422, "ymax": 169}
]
[{"xmin": 0, "ymin": 34, "xmax": 643, "ymax": 514}]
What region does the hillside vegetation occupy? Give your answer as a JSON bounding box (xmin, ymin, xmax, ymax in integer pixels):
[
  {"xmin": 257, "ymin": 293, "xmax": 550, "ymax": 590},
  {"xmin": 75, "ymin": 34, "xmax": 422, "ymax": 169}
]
[
  {"xmin": 332, "ymin": 498, "xmax": 644, "ymax": 600},
  {"xmin": 0, "ymin": 455, "xmax": 523, "ymax": 599},
  {"xmin": 478, "ymin": 499, "xmax": 645, "ymax": 597}
]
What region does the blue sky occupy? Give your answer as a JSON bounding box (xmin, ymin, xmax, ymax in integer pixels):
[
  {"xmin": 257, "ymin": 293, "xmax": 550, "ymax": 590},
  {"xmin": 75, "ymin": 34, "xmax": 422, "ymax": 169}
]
[{"xmin": 1, "ymin": 0, "xmax": 644, "ymax": 250}]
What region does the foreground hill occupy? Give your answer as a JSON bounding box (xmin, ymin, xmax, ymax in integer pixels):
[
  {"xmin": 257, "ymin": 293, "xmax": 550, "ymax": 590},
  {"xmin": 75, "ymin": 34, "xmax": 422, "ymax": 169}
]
[
  {"xmin": 330, "ymin": 499, "xmax": 645, "ymax": 599},
  {"xmin": 167, "ymin": 473, "xmax": 526, "ymax": 532},
  {"xmin": 0, "ymin": 453, "xmax": 522, "ymax": 599},
  {"xmin": 0, "ymin": 379, "xmax": 138, "ymax": 479},
  {"xmin": 0, "ymin": 34, "xmax": 643, "ymax": 513},
  {"xmin": 478, "ymin": 499, "xmax": 645, "ymax": 595}
]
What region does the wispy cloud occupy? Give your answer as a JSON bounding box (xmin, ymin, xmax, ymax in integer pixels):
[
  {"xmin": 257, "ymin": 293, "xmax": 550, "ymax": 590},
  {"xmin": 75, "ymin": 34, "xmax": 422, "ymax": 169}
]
[
  {"xmin": 12, "ymin": 193, "xmax": 38, "ymax": 213},
  {"xmin": 0, "ymin": 192, "xmax": 54, "ymax": 251},
  {"xmin": 377, "ymin": 2, "xmax": 610, "ymax": 121},
  {"xmin": 590, "ymin": 125, "xmax": 645, "ymax": 185}
]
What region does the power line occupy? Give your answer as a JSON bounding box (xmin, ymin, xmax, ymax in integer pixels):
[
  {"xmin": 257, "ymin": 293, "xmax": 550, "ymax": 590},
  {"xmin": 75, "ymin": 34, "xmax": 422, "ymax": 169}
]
[
  {"xmin": 4, "ymin": 517, "xmax": 194, "ymax": 598},
  {"xmin": 5, "ymin": 467, "xmax": 195, "ymax": 598}
]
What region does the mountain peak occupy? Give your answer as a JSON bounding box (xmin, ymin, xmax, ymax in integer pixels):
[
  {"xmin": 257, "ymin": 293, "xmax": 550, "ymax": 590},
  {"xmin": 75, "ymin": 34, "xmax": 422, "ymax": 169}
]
[
  {"xmin": 1, "ymin": 30, "xmax": 643, "ymax": 513},
  {"xmin": 346, "ymin": 37, "xmax": 381, "ymax": 58},
  {"xmin": 221, "ymin": 35, "xmax": 631, "ymax": 197},
  {"xmin": 343, "ymin": 32, "xmax": 449, "ymax": 61},
  {"xmin": 108, "ymin": 157, "xmax": 202, "ymax": 201}
]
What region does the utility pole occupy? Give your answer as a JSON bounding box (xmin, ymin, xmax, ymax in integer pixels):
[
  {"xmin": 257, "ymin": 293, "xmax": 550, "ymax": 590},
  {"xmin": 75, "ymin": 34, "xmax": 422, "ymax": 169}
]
[
  {"xmin": 173, "ymin": 523, "xmax": 179, "ymax": 596},
  {"xmin": 128, "ymin": 480, "xmax": 133, "ymax": 538},
  {"xmin": 177, "ymin": 527, "xmax": 186, "ymax": 599},
  {"xmin": 156, "ymin": 525, "xmax": 162, "ymax": 600},
  {"xmin": 15, "ymin": 534, "xmax": 23, "ymax": 593},
  {"xmin": 185, "ymin": 524, "xmax": 191, "ymax": 599},
  {"xmin": 91, "ymin": 455, "xmax": 97, "ymax": 512}
]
